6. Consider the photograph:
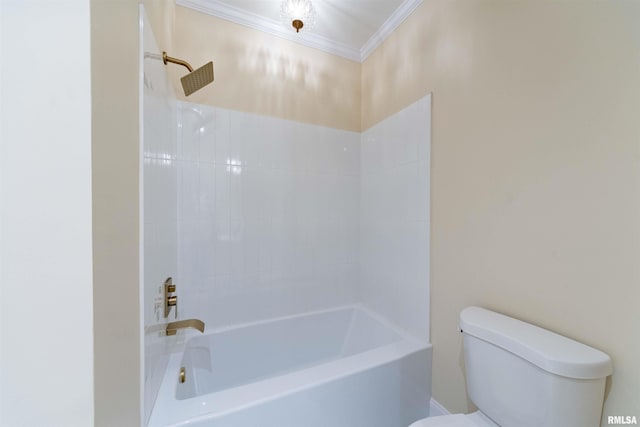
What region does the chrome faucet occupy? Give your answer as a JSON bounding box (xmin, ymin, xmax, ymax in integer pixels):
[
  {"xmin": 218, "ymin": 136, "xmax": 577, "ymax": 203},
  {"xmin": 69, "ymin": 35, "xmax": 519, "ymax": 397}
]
[{"xmin": 166, "ymin": 319, "xmax": 205, "ymax": 336}]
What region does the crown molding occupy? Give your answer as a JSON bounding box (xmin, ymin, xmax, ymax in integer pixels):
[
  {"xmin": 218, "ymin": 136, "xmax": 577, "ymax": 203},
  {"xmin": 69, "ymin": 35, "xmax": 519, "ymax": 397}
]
[
  {"xmin": 176, "ymin": 0, "xmax": 423, "ymax": 63},
  {"xmin": 360, "ymin": 0, "xmax": 423, "ymax": 61},
  {"xmin": 176, "ymin": 0, "xmax": 362, "ymax": 62}
]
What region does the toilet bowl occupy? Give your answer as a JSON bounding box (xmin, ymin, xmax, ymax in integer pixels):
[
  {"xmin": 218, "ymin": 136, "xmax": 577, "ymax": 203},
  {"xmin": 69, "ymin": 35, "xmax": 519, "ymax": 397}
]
[{"xmin": 409, "ymin": 307, "xmax": 612, "ymax": 427}]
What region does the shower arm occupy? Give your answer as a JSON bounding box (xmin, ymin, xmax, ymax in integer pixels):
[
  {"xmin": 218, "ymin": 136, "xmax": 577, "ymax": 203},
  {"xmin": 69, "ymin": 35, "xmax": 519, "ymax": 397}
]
[{"xmin": 162, "ymin": 52, "xmax": 194, "ymax": 73}]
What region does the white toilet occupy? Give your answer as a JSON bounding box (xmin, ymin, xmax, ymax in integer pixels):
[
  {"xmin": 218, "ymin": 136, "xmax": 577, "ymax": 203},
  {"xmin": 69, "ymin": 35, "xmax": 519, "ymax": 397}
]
[{"xmin": 410, "ymin": 306, "xmax": 612, "ymax": 427}]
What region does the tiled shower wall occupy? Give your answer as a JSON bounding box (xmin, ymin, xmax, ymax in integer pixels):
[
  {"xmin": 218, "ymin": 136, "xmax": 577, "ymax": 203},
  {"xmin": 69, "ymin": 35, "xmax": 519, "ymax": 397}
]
[
  {"xmin": 176, "ymin": 102, "xmax": 361, "ymax": 329},
  {"xmin": 360, "ymin": 96, "xmax": 431, "ymax": 342}
]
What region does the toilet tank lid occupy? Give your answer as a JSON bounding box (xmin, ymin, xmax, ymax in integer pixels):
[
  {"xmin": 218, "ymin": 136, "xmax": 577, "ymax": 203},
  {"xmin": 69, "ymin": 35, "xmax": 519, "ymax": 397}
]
[{"xmin": 459, "ymin": 307, "xmax": 612, "ymax": 379}]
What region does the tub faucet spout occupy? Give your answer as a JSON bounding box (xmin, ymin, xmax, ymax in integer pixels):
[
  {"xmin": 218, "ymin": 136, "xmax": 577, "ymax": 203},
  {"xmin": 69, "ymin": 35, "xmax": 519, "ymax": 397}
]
[{"xmin": 166, "ymin": 319, "xmax": 205, "ymax": 336}]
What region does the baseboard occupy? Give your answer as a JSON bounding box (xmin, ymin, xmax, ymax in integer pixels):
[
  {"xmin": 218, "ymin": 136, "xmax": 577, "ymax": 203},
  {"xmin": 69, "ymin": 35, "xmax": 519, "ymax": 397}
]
[{"xmin": 429, "ymin": 398, "xmax": 450, "ymax": 417}]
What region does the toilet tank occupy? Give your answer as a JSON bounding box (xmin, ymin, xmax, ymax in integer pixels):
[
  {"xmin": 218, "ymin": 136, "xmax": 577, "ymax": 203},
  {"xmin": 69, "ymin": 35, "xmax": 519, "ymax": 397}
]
[{"xmin": 460, "ymin": 307, "xmax": 612, "ymax": 427}]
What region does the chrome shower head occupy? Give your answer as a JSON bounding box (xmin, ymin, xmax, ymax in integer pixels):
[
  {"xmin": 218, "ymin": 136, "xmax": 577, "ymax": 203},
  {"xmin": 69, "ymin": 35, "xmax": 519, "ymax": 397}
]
[{"xmin": 163, "ymin": 51, "xmax": 214, "ymax": 96}]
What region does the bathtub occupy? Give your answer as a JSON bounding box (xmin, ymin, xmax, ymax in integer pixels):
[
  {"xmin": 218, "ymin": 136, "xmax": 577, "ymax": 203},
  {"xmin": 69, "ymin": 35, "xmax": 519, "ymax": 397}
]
[{"xmin": 148, "ymin": 305, "xmax": 432, "ymax": 427}]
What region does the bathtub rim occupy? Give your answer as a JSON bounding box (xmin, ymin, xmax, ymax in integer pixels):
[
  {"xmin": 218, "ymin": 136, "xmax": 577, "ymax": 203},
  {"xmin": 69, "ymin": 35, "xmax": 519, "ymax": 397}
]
[
  {"xmin": 183, "ymin": 303, "xmax": 422, "ymax": 342},
  {"xmin": 148, "ymin": 304, "xmax": 431, "ymax": 427}
]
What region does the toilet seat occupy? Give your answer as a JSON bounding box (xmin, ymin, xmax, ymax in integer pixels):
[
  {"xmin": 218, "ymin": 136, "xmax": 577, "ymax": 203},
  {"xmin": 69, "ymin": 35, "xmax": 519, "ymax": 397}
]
[
  {"xmin": 408, "ymin": 414, "xmax": 478, "ymax": 427},
  {"xmin": 409, "ymin": 412, "xmax": 498, "ymax": 427}
]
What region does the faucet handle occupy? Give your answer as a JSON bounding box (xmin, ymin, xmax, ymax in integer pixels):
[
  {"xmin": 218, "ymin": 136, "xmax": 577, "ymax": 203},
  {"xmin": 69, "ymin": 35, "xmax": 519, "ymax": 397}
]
[
  {"xmin": 164, "ymin": 277, "xmax": 178, "ymax": 318},
  {"xmin": 168, "ymin": 295, "xmax": 178, "ymax": 318}
]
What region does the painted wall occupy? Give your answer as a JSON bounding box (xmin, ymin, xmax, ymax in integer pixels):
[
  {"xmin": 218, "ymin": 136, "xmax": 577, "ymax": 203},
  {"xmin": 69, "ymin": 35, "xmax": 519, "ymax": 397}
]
[
  {"xmin": 360, "ymin": 95, "xmax": 431, "ymax": 342},
  {"xmin": 362, "ymin": 0, "xmax": 640, "ymax": 421},
  {"xmin": 176, "ymin": 102, "xmax": 360, "ymax": 329},
  {"xmin": 91, "ymin": 0, "xmax": 141, "ymax": 425},
  {"xmin": 172, "ymin": 6, "xmax": 361, "ymax": 132},
  {"xmin": 143, "ymin": 0, "xmax": 175, "ymax": 54},
  {"xmin": 0, "ymin": 1, "xmax": 94, "ymax": 426}
]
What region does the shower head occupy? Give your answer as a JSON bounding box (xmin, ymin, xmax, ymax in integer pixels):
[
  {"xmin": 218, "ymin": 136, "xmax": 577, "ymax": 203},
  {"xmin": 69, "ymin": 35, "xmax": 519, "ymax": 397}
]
[
  {"xmin": 163, "ymin": 51, "xmax": 214, "ymax": 96},
  {"xmin": 181, "ymin": 61, "xmax": 214, "ymax": 96}
]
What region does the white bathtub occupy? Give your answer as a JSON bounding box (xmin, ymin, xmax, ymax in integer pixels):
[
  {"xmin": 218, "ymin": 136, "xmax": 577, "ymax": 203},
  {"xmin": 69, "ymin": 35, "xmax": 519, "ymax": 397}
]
[{"xmin": 149, "ymin": 305, "xmax": 432, "ymax": 427}]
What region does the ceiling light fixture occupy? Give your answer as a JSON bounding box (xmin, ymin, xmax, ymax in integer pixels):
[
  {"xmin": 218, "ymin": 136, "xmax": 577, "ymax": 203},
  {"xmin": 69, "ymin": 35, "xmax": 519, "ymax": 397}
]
[{"xmin": 280, "ymin": 0, "xmax": 316, "ymax": 34}]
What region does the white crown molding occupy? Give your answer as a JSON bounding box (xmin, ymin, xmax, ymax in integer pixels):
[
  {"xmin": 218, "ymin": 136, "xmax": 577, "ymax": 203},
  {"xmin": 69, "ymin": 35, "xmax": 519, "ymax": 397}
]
[
  {"xmin": 177, "ymin": 0, "xmax": 423, "ymax": 63},
  {"xmin": 176, "ymin": 0, "xmax": 362, "ymax": 62},
  {"xmin": 359, "ymin": 0, "xmax": 423, "ymax": 61}
]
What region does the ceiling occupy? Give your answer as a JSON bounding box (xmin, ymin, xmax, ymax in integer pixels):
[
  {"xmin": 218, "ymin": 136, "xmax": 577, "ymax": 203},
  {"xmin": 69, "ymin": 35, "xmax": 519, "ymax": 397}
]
[{"xmin": 176, "ymin": 0, "xmax": 424, "ymax": 62}]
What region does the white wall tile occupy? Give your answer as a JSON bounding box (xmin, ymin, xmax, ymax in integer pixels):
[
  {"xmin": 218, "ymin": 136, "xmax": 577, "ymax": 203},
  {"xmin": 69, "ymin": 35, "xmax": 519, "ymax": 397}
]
[
  {"xmin": 177, "ymin": 104, "xmax": 360, "ymax": 329},
  {"xmin": 198, "ymin": 104, "xmax": 217, "ymax": 164},
  {"xmin": 241, "ymin": 115, "xmax": 274, "ymax": 168},
  {"xmin": 214, "ymin": 108, "xmax": 231, "ymax": 165},
  {"xmin": 177, "ymin": 104, "xmax": 216, "ymax": 168},
  {"xmin": 360, "ymin": 95, "xmax": 431, "ymax": 342},
  {"xmin": 214, "ymin": 165, "xmax": 232, "ymax": 280},
  {"xmin": 178, "ymin": 160, "xmax": 200, "ymax": 224},
  {"xmin": 227, "ymin": 114, "xmax": 247, "ymax": 167},
  {"xmin": 199, "ymin": 162, "xmax": 216, "ymax": 221},
  {"xmin": 415, "ymin": 96, "xmax": 432, "ymax": 164}
]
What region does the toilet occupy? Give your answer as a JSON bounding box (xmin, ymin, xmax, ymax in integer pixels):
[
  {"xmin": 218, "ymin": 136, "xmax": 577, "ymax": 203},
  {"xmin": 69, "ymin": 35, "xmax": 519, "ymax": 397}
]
[{"xmin": 410, "ymin": 307, "xmax": 612, "ymax": 427}]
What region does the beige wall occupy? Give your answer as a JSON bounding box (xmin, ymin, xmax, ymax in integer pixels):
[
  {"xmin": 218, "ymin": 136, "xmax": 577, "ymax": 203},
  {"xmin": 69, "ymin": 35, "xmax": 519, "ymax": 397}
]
[
  {"xmin": 173, "ymin": 6, "xmax": 361, "ymax": 132},
  {"xmin": 91, "ymin": 0, "xmax": 141, "ymax": 425},
  {"xmin": 143, "ymin": 0, "xmax": 175, "ymax": 54},
  {"xmin": 363, "ymin": 0, "xmax": 640, "ymax": 421}
]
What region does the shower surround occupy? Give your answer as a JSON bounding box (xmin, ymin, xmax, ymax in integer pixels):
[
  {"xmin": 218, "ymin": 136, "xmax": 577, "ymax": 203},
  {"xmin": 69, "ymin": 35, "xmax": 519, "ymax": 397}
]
[
  {"xmin": 141, "ymin": 9, "xmax": 432, "ymax": 425},
  {"xmin": 149, "ymin": 98, "xmax": 431, "ymax": 426},
  {"xmin": 174, "ymin": 95, "xmax": 431, "ymax": 339}
]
